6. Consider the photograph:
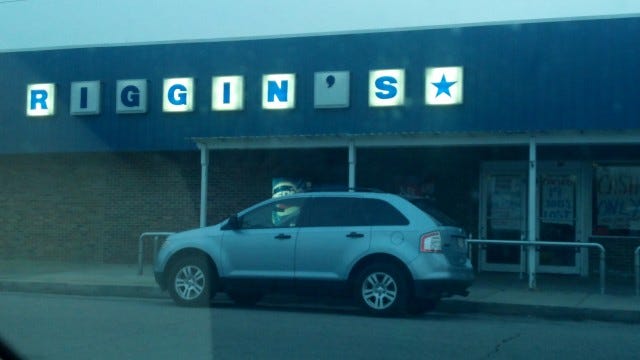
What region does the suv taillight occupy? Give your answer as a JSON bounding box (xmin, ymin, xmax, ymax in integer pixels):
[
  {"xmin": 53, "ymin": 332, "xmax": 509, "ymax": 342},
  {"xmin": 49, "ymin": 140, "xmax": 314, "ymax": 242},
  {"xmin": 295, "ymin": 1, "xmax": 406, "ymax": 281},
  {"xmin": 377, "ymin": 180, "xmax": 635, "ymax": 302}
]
[{"xmin": 420, "ymin": 231, "xmax": 442, "ymax": 253}]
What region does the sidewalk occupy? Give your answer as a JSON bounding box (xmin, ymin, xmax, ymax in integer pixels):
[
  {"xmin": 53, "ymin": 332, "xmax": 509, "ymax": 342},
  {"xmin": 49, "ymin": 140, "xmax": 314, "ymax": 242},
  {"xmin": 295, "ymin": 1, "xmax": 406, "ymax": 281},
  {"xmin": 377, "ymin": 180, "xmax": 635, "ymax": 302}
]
[{"xmin": 0, "ymin": 260, "xmax": 638, "ymax": 322}]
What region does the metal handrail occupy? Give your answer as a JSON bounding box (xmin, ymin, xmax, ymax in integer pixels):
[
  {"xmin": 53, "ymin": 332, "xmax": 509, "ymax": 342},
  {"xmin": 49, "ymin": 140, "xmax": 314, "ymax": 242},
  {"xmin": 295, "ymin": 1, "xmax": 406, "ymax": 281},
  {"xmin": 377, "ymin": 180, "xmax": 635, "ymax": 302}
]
[
  {"xmin": 635, "ymin": 246, "xmax": 640, "ymax": 296},
  {"xmin": 467, "ymin": 239, "xmax": 606, "ymax": 294},
  {"xmin": 138, "ymin": 232, "xmax": 175, "ymax": 275}
]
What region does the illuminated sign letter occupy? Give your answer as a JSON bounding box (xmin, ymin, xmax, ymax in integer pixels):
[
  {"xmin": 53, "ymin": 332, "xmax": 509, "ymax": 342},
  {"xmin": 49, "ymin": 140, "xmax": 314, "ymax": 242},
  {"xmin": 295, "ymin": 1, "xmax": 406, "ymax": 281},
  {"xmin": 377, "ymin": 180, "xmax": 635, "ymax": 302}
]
[
  {"xmin": 70, "ymin": 81, "xmax": 101, "ymax": 115},
  {"xmin": 163, "ymin": 78, "xmax": 194, "ymax": 112},
  {"xmin": 117, "ymin": 79, "xmax": 148, "ymax": 114},
  {"xmin": 212, "ymin": 76, "xmax": 244, "ymax": 111},
  {"xmin": 26, "ymin": 83, "xmax": 56, "ymax": 116},
  {"xmin": 168, "ymin": 84, "xmax": 187, "ymax": 105},
  {"xmin": 369, "ymin": 69, "xmax": 405, "ymax": 107},
  {"xmin": 425, "ymin": 66, "xmax": 464, "ymax": 105},
  {"xmin": 262, "ymin": 74, "xmax": 295, "ymax": 110}
]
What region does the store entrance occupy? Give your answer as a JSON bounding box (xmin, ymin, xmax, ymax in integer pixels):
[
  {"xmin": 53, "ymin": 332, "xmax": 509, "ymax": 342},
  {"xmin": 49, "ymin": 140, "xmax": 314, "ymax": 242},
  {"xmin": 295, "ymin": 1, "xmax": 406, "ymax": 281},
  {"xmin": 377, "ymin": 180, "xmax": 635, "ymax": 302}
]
[{"xmin": 479, "ymin": 162, "xmax": 584, "ymax": 274}]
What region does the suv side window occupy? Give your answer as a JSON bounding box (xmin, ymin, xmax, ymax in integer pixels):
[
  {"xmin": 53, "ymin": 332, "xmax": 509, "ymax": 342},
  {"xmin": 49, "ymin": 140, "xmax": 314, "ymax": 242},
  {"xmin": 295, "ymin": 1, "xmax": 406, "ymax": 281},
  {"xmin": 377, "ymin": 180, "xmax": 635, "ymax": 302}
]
[
  {"xmin": 359, "ymin": 198, "xmax": 409, "ymax": 226},
  {"xmin": 301, "ymin": 197, "xmax": 367, "ymax": 227},
  {"xmin": 240, "ymin": 198, "xmax": 305, "ymax": 229}
]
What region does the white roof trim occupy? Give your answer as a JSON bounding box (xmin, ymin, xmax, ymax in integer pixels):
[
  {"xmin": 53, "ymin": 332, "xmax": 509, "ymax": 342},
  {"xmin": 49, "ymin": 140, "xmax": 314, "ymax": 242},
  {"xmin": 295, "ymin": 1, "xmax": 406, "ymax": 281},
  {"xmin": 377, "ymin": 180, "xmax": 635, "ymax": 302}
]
[{"xmin": 193, "ymin": 130, "xmax": 640, "ymax": 150}]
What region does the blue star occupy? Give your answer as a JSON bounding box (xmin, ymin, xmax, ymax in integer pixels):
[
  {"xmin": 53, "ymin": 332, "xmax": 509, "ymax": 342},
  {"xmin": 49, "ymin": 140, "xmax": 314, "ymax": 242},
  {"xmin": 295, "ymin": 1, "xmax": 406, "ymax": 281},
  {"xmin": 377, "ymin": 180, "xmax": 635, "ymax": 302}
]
[{"xmin": 431, "ymin": 74, "xmax": 457, "ymax": 97}]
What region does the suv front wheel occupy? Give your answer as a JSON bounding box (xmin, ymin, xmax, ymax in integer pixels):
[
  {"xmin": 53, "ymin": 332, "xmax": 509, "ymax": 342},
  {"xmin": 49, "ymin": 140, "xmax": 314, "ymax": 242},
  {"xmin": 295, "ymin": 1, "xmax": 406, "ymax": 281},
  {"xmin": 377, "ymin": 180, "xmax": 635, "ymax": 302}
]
[
  {"xmin": 354, "ymin": 263, "xmax": 408, "ymax": 316},
  {"xmin": 168, "ymin": 255, "xmax": 214, "ymax": 307}
]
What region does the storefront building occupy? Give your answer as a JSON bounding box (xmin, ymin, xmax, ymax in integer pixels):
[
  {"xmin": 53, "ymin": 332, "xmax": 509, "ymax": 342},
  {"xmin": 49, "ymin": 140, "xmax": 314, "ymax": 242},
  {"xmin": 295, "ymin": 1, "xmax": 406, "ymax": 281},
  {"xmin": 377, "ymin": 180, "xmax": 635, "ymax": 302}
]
[{"xmin": 1, "ymin": 16, "xmax": 639, "ymax": 280}]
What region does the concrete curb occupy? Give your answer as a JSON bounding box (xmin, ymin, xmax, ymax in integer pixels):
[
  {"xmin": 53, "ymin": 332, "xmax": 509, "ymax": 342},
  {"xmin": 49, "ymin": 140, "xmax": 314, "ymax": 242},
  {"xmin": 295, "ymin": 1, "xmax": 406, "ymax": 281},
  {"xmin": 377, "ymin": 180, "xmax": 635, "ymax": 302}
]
[
  {"xmin": 438, "ymin": 299, "xmax": 640, "ymax": 324},
  {"xmin": 0, "ymin": 281, "xmax": 165, "ymax": 299}
]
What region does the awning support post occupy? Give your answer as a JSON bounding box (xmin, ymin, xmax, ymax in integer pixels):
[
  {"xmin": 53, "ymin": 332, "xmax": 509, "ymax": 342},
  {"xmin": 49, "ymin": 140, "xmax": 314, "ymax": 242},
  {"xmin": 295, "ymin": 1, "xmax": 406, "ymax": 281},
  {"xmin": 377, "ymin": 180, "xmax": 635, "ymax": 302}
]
[
  {"xmin": 528, "ymin": 137, "xmax": 537, "ymax": 290},
  {"xmin": 199, "ymin": 145, "xmax": 209, "ymax": 228},
  {"xmin": 348, "ymin": 140, "xmax": 356, "ymax": 191}
]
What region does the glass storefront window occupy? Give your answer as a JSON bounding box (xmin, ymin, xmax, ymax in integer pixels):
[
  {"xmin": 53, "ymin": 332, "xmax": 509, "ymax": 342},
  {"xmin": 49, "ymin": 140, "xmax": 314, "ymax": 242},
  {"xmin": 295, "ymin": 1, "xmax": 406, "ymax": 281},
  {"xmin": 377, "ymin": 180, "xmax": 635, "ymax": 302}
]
[{"xmin": 593, "ymin": 165, "xmax": 640, "ymax": 236}]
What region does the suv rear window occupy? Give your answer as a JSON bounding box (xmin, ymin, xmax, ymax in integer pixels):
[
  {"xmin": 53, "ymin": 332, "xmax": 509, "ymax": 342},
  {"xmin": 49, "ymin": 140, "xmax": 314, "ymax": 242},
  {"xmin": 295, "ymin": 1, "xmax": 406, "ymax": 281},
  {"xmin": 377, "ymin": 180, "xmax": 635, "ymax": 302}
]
[
  {"xmin": 300, "ymin": 197, "xmax": 409, "ymax": 227},
  {"xmin": 408, "ymin": 198, "xmax": 459, "ymax": 227}
]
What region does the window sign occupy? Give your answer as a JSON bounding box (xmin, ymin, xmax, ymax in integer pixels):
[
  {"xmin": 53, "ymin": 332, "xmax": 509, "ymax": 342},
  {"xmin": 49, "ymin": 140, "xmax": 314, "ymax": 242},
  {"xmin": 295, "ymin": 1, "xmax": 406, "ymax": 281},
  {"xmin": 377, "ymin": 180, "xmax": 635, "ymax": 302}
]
[
  {"xmin": 369, "ymin": 69, "xmax": 405, "ymax": 107},
  {"xmin": 26, "ymin": 83, "xmax": 55, "ymax": 116},
  {"xmin": 594, "ymin": 165, "xmax": 640, "ymax": 235},
  {"xmin": 163, "ymin": 78, "xmax": 194, "ymax": 112},
  {"xmin": 426, "ymin": 67, "xmax": 463, "ymax": 105},
  {"xmin": 116, "ymin": 79, "xmax": 148, "ymax": 114},
  {"xmin": 314, "ymin": 71, "xmax": 350, "ymax": 108},
  {"xmin": 489, "ymin": 175, "xmax": 523, "ymax": 231},
  {"xmin": 212, "ymin": 76, "xmax": 244, "ymax": 111},
  {"xmin": 70, "ymin": 81, "xmax": 101, "ymax": 115},
  {"xmin": 541, "ymin": 176, "xmax": 574, "ymax": 225},
  {"xmin": 262, "ymin": 74, "xmax": 295, "ymax": 110}
]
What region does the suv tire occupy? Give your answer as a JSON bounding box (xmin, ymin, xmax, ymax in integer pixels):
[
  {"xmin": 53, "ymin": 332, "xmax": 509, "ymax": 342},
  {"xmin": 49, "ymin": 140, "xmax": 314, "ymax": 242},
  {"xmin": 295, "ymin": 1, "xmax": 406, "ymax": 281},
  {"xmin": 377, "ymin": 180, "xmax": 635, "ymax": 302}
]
[
  {"xmin": 168, "ymin": 255, "xmax": 214, "ymax": 307},
  {"xmin": 354, "ymin": 263, "xmax": 408, "ymax": 316}
]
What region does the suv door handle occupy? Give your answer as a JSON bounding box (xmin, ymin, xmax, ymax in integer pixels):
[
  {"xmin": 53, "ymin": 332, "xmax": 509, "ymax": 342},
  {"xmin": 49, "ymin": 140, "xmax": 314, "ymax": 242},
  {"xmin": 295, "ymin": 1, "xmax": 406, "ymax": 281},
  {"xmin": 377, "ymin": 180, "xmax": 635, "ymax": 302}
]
[
  {"xmin": 346, "ymin": 232, "xmax": 364, "ymax": 239},
  {"xmin": 275, "ymin": 233, "xmax": 292, "ymax": 240}
]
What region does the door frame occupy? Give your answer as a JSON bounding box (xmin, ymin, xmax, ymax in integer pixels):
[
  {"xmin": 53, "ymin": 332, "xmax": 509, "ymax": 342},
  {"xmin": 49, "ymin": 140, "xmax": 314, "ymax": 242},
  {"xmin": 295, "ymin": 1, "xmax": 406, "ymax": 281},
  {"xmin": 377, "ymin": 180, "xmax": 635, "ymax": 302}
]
[{"xmin": 478, "ymin": 161, "xmax": 589, "ymax": 275}]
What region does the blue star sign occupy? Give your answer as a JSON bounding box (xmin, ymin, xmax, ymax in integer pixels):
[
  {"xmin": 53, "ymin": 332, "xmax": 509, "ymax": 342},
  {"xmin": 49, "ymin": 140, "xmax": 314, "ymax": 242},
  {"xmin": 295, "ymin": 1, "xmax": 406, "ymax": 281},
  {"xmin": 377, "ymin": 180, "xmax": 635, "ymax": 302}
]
[
  {"xmin": 431, "ymin": 74, "xmax": 457, "ymax": 97},
  {"xmin": 426, "ymin": 67, "xmax": 463, "ymax": 105}
]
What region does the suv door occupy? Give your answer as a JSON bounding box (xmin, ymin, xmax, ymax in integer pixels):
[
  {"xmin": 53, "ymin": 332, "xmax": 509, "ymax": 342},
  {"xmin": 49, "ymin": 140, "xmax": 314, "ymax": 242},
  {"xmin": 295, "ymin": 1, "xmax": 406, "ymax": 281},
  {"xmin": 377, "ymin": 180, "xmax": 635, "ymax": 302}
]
[
  {"xmin": 220, "ymin": 197, "xmax": 305, "ymax": 281},
  {"xmin": 295, "ymin": 196, "xmax": 371, "ymax": 281}
]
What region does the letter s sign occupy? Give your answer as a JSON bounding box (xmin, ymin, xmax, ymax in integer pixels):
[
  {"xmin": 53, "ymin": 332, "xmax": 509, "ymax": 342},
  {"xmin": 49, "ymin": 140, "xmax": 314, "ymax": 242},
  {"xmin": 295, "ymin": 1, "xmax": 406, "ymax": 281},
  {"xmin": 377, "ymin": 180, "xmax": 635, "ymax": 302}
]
[{"xmin": 369, "ymin": 69, "xmax": 405, "ymax": 107}]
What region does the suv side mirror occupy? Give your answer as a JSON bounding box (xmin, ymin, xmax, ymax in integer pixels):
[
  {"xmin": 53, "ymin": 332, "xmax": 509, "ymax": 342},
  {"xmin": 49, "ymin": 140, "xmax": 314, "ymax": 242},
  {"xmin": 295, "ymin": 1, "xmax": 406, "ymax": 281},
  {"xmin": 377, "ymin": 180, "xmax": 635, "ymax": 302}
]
[{"xmin": 222, "ymin": 214, "xmax": 240, "ymax": 230}]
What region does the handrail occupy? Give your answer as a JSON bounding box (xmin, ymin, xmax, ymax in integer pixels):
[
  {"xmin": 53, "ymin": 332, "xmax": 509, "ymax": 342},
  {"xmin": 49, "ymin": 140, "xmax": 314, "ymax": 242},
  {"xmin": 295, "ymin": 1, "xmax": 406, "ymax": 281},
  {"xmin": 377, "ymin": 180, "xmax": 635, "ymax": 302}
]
[
  {"xmin": 635, "ymin": 246, "xmax": 640, "ymax": 296},
  {"xmin": 467, "ymin": 239, "xmax": 606, "ymax": 294},
  {"xmin": 138, "ymin": 232, "xmax": 175, "ymax": 275}
]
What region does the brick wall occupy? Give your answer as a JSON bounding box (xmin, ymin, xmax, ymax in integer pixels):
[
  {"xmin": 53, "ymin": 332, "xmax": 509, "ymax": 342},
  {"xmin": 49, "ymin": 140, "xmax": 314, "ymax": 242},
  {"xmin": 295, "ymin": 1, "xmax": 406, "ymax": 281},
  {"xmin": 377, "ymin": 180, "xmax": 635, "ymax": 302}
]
[
  {"xmin": 0, "ymin": 152, "xmax": 205, "ymax": 263},
  {"xmin": 0, "ymin": 149, "xmax": 346, "ymax": 263}
]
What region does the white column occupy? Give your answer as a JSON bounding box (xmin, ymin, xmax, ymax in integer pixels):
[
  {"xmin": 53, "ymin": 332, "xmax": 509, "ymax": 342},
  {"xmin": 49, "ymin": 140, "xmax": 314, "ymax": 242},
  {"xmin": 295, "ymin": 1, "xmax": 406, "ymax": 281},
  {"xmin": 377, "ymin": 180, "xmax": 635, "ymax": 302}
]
[
  {"xmin": 527, "ymin": 137, "xmax": 537, "ymax": 289},
  {"xmin": 199, "ymin": 145, "xmax": 209, "ymax": 228},
  {"xmin": 348, "ymin": 141, "xmax": 356, "ymax": 191}
]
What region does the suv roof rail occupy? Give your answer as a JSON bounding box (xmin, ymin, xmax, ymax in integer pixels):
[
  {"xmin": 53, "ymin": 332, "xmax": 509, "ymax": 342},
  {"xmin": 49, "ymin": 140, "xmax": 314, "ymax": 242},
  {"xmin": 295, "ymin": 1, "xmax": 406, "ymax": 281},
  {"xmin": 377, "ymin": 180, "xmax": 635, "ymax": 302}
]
[{"xmin": 303, "ymin": 186, "xmax": 385, "ymax": 193}]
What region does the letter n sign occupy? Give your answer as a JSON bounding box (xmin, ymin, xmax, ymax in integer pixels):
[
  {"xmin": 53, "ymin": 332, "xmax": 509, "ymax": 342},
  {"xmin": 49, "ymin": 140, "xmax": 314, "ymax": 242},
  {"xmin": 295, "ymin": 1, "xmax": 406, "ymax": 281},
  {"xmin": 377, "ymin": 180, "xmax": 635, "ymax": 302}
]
[
  {"xmin": 262, "ymin": 74, "xmax": 295, "ymax": 110},
  {"xmin": 70, "ymin": 81, "xmax": 101, "ymax": 115}
]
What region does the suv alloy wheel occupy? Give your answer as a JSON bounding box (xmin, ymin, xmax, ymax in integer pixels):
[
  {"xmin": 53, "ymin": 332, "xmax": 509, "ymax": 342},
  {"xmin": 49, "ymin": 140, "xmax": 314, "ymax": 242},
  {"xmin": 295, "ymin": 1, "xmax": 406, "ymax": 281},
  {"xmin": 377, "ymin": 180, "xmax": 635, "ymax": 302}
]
[
  {"xmin": 168, "ymin": 256, "xmax": 214, "ymax": 307},
  {"xmin": 354, "ymin": 263, "xmax": 408, "ymax": 316}
]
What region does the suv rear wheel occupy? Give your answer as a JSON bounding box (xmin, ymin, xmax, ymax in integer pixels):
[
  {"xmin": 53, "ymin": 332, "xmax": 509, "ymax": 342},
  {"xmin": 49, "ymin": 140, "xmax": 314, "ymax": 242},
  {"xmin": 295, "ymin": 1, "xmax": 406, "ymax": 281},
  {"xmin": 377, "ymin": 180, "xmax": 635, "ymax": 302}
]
[
  {"xmin": 168, "ymin": 255, "xmax": 214, "ymax": 307},
  {"xmin": 354, "ymin": 263, "xmax": 408, "ymax": 316}
]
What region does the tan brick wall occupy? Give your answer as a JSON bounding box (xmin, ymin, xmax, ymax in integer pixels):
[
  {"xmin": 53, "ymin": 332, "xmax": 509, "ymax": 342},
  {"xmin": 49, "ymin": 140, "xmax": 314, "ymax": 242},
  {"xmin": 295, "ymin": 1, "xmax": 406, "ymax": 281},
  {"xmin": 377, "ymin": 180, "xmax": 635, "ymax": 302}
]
[
  {"xmin": 0, "ymin": 152, "xmax": 205, "ymax": 263},
  {"xmin": 0, "ymin": 149, "xmax": 340, "ymax": 263}
]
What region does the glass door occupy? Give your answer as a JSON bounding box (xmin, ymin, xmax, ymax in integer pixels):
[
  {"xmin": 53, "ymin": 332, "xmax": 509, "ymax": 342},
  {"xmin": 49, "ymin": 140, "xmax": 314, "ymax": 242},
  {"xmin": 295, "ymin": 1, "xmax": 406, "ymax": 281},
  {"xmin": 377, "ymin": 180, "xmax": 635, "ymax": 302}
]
[
  {"xmin": 479, "ymin": 167, "xmax": 528, "ymax": 272},
  {"xmin": 537, "ymin": 170, "xmax": 581, "ymax": 274}
]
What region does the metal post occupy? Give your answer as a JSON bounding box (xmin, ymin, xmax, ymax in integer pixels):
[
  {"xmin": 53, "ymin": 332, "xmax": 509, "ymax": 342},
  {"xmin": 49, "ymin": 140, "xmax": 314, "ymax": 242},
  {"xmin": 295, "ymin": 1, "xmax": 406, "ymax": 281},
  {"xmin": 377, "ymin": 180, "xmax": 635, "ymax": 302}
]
[
  {"xmin": 635, "ymin": 246, "xmax": 640, "ymax": 296},
  {"xmin": 527, "ymin": 137, "xmax": 537, "ymax": 290},
  {"xmin": 138, "ymin": 235, "xmax": 144, "ymax": 275},
  {"xmin": 152, "ymin": 235, "xmax": 159, "ymax": 267},
  {"xmin": 199, "ymin": 145, "xmax": 209, "ymax": 228},
  {"xmin": 599, "ymin": 248, "xmax": 606, "ymax": 295},
  {"xmin": 348, "ymin": 140, "xmax": 356, "ymax": 191}
]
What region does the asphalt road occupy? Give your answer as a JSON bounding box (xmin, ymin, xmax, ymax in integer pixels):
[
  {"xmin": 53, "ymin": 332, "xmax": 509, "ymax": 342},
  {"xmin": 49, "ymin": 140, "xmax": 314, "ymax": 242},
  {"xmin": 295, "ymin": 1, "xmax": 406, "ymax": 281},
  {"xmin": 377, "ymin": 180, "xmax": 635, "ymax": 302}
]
[{"xmin": 1, "ymin": 292, "xmax": 639, "ymax": 360}]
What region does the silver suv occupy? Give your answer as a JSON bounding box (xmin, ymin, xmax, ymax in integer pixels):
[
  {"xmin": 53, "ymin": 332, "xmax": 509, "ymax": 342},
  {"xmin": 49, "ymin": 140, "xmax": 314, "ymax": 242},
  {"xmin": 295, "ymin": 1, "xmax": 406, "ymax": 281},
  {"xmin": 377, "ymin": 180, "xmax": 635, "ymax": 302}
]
[{"xmin": 154, "ymin": 191, "xmax": 473, "ymax": 316}]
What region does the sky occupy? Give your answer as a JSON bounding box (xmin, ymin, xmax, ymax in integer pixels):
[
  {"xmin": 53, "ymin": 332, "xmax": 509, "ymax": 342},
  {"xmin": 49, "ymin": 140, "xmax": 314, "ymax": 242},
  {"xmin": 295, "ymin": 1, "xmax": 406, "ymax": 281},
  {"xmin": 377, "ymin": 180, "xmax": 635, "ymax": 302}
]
[{"xmin": 1, "ymin": 0, "xmax": 639, "ymax": 51}]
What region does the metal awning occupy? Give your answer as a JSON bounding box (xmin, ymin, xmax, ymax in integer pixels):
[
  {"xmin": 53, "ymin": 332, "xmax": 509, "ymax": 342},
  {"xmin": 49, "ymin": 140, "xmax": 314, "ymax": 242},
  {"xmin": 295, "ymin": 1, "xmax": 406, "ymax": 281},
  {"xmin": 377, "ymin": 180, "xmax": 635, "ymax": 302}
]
[{"xmin": 193, "ymin": 130, "xmax": 640, "ymax": 150}]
